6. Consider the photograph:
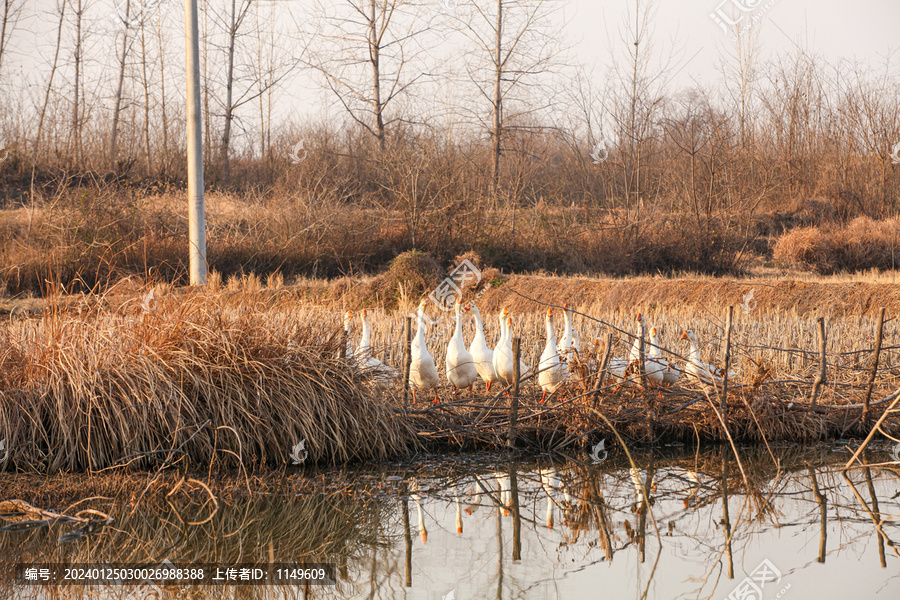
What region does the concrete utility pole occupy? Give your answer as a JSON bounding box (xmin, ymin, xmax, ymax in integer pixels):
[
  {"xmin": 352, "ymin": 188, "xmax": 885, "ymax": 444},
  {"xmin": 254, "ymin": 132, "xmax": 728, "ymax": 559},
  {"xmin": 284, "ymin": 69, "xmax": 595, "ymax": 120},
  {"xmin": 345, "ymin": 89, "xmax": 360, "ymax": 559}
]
[{"xmin": 185, "ymin": 0, "xmax": 207, "ymax": 285}]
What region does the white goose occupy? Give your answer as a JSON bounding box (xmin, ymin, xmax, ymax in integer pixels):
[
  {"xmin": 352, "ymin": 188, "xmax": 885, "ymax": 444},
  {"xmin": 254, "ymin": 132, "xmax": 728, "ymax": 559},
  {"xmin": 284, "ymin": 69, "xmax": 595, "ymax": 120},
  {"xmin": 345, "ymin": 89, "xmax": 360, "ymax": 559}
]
[
  {"xmin": 446, "ymin": 299, "xmax": 479, "ymax": 390},
  {"xmin": 467, "ymin": 303, "xmax": 497, "ymax": 391},
  {"xmin": 342, "ymin": 310, "xmax": 354, "ymax": 358},
  {"xmin": 538, "ymin": 308, "xmax": 564, "ymax": 403},
  {"xmin": 629, "ymin": 313, "xmax": 645, "ymax": 365},
  {"xmin": 680, "ymin": 330, "xmax": 733, "ymax": 385},
  {"xmin": 492, "ymin": 309, "xmax": 512, "ymax": 388},
  {"xmin": 493, "ymin": 313, "xmax": 529, "ymax": 388},
  {"xmin": 645, "ymin": 326, "xmax": 668, "ymax": 386},
  {"xmin": 357, "ymin": 309, "xmax": 399, "ymax": 388},
  {"xmin": 409, "ymin": 299, "xmax": 440, "ymax": 403},
  {"xmin": 557, "ymin": 303, "xmax": 580, "ymax": 365}
]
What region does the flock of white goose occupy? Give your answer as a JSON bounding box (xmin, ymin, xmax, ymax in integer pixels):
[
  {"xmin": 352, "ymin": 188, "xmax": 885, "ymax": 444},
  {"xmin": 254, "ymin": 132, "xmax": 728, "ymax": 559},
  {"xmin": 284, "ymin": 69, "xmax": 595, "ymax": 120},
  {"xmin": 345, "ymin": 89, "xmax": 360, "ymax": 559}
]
[{"xmin": 344, "ymin": 299, "xmax": 734, "ymax": 402}]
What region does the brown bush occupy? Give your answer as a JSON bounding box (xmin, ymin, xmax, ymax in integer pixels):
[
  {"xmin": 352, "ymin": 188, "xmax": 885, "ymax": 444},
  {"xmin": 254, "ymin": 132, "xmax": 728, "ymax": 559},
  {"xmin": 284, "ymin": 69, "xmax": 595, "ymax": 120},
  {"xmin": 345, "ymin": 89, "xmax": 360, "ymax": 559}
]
[{"xmin": 773, "ymin": 216, "xmax": 900, "ymax": 273}]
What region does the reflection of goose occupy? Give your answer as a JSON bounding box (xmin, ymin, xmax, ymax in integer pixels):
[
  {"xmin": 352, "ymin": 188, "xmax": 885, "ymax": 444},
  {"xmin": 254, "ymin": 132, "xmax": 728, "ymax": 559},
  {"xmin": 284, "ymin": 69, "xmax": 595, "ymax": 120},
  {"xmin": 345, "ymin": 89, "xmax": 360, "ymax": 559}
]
[
  {"xmin": 630, "ymin": 467, "xmax": 657, "ymax": 497},
  {"xmin": 540, "ymin": 468, "xmax": 558, "ymax": 529},
  {"xmin": 497, "ymin": 472, "xmax": 511, "ymax": 517},
  {"xmin": 455, "ymin": 493, "xmax": 463, "ymax": 534},
  {"xmin": 410, "ymin": 481, "xmax": 427, "ymax": 544}
]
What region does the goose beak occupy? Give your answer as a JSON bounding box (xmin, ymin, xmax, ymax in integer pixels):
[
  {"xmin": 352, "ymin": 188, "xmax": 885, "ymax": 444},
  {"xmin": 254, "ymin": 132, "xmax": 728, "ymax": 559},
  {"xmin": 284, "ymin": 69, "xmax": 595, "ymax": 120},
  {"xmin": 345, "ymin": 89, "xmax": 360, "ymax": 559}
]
[
  {"xmin": 362, "ymin": 309, "xmax": 367, "ymax": 317},
  {"xmin": 547, "ymin": 308, "xmax": 553, "ymax": 316},
  {"xmin": 502, "ymin": 307, "xmax": 509, "ymax": 316},
  {"xmin": 680, "ymin": 331, "xmax": 688, "ymax": 340},
  {"xmin": 464, "ymin": 303, "xmax": 471, "ymax": 312},
  {"xmin": 650, "ymin": 327, "xmax": 657, "ymax": 336},
  {"xmin": 564, "ymin": 303, "xmax": 569, "ymax": 309}
]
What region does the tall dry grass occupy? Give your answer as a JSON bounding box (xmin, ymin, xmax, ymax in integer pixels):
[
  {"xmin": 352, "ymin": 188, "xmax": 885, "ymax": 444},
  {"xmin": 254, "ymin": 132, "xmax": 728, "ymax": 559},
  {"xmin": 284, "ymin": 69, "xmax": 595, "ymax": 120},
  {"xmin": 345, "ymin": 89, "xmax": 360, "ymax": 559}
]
[
  {"xmin": 0, "ymin": 291, "xmax": 415, "ymax": 472},
  {"xmin": 773, "ymin": 216, "xmax": 900, "ymax": 273}
]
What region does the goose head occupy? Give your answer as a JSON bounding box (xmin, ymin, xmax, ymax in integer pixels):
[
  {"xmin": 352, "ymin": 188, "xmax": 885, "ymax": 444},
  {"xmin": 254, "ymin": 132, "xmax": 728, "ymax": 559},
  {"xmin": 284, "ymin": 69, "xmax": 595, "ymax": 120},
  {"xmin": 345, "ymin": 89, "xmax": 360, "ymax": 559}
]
[
  {"xmin": 463, "ymin": 302, "xmax": 472, "ymax": 313},
  {"xmin": 343, "ymin": 310, "xmax": 353, "ymax": 330},
  {"xmin": 636, "ymin": 313, "xmax": 643, "ymax": 323},
  {"xmin": 680, "ymin": 330, "xmax": 698, "ymax": 346},
  {"xmin": 417, "ymin": 298, "xmax": 428, "ymax": 316}
]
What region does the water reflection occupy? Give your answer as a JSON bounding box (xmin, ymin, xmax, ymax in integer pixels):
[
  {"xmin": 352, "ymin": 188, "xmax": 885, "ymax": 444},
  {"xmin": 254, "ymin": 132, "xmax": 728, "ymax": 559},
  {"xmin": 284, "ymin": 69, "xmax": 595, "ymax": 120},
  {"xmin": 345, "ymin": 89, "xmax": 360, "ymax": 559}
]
[{"xmin": 1, "ymin": 446, "xmax": 898, "ymax": 599}]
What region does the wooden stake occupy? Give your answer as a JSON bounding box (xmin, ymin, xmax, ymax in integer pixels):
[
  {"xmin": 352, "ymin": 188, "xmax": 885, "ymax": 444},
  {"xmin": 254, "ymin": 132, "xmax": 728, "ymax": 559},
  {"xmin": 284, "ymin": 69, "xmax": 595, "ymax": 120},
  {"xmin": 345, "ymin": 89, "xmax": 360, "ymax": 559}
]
[
  {"xmin": 720, "ymin": 306, "xmax": 733, "ymax": 422},
  {"xmin": 508, "ymin": 337, "xmax": 520, "ymax": 449},
  {"xmin": 402, "ymin": 316, "xmax": 412, "ymax": 408},
  {"xmin": 638, "ymin": 319, "xmax": 647, "ymax": 391},
  {"xmin": 863, "ymin": 307, "xmax": 886, "ymax": 417},
  {"xmin": 810, "ymin": 316, "xmax": 827, "ymax": 405},
  {"xmin": 594, "ymin": 332, "xmax": 614, "ymax": 410}
]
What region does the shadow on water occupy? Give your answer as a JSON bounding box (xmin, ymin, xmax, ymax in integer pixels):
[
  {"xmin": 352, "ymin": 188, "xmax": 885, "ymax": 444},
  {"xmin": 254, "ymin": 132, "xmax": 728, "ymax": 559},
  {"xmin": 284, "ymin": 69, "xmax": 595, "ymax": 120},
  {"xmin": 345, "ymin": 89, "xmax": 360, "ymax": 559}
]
[{"xmin": 1, "ymin": 444, "xmax": 899, "ymax": 599}]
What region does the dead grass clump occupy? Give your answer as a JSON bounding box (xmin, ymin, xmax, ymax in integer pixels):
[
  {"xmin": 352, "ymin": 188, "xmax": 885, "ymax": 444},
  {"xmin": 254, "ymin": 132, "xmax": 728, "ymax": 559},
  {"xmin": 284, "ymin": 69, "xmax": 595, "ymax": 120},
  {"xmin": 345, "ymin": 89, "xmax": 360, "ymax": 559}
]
[
  {"xmin": 0, "ymin": 295, "xmax": 415, "ymax": 472},
  {"xmin": 773, "ymin": 216, "xmax": 900, "ymax": 273}
]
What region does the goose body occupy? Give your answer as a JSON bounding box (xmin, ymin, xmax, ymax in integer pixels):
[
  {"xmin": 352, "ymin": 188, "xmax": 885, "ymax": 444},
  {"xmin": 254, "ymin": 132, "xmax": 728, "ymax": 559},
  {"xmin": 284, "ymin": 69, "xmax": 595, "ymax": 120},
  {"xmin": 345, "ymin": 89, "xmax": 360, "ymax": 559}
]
[
  {"xmin": 409, "ymin": 300, "xmax": 440, "ymax": 401},
  {"xmin": 557, "ymin": 303, "xmax": 579, "ymax": 367},
  {"xmin": 492, "ymin": 311, "xmax": 515, "ymax": 387},
  {"xmin": 680, "ymin": 330, "xmax": 733, "ymax": 385},
  {"xmin": 538, "ymin": 308, "xmax": 564, "ymax": 402},
  {"xmin": 629, "ymin": 313, "xmax": 645, "ymax": 365},
  {"xmin": 446, "ymin": 300, "xmax": 479, "ymax": 389},
  {"xmin": 467, "ymin": 304, "xmax": 497, "ymax": 391},
  {"xmin": 357, "ymin": 310, "xmax": 399, "ymax": 388},
  {"xmin": 645, "ymin": 327, "xmax": 667, "ymax": 385},
  {"xmin": 492, "ymin": 314, "xmax": 530, "ymax": 387}
]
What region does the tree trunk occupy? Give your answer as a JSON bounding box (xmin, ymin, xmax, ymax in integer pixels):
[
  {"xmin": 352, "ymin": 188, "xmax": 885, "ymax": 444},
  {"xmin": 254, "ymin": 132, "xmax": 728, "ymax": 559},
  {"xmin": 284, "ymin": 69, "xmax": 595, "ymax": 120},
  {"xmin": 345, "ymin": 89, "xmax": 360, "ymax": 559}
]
[
  {"xmin": 369, "ymin": 0, "xmax": 385, "ymax": 152},
  {"xmin": 34, "ymin": 0, "xmax": 66, "ymax": 161},
  {"xmin": 139, "ymin": 18, "xmax": 152, "ymax": 176},
  {"xmin": 110, "ymin": 0, "xmax": 132, "ymax": 171},
  {"xmin": 491, "ymin": 0, "xmax": 503, "ymax": 199},
  {"xmin": 71, "ymin": 0, "xmax": 83, "ymax": 166}
]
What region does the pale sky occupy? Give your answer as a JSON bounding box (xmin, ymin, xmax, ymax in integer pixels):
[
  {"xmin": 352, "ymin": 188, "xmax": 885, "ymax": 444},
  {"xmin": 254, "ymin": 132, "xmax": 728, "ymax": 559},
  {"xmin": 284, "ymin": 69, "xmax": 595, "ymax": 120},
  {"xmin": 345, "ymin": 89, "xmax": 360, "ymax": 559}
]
[{"xmin": 4, "ymin": 0, "xmax": 899, "ymax": 146}]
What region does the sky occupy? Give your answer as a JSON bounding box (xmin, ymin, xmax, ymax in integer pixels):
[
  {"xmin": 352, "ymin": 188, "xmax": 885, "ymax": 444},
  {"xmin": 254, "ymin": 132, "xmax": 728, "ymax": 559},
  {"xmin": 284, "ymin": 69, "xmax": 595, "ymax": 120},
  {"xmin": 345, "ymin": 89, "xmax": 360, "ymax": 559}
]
[{"xmin": 4, "ymin": 0, "xmax": 899, "ymax": 146}]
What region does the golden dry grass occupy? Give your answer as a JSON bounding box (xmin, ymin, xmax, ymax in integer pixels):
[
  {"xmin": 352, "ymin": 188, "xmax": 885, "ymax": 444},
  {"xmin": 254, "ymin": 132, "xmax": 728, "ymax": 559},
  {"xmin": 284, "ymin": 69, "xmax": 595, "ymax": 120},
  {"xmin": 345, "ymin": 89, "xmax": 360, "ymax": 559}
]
[{"xmin": 0, "ymin": 290, "xmax": 416, "ymax": 472}]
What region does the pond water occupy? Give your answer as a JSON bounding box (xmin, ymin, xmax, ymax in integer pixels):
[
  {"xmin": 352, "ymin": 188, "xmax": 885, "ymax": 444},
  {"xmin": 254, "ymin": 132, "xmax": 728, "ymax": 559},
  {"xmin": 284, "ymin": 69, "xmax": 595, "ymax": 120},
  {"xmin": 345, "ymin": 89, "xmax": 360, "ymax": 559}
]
[{"xmin": 1, "ymin": 444, "xmax": 899, "ymax": 599}]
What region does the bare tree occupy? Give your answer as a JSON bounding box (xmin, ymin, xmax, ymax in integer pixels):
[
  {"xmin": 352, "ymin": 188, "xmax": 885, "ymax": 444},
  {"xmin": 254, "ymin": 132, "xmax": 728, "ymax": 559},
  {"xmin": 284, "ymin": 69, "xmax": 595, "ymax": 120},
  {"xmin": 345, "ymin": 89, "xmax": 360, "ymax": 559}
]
[
  {"xmin": 109, "ymin": 0, "xmax": 135, "ymax": 170},
  {"xmin": 0, "ymin": 0, "xmax": 25, "ymax": 75},
  {"xmin": 70, "ymin": 0, "xmax": 86, "ymax": 166},
  {"xmin": 607, "ymin": 0, "xmax": 676, "ymax": 204},
  {"xmin": 34, "ymin": 0, "xmax": 67, "ymax": 160},
  {"xmin": 304, "ymin": 0, "xmax": 429, "ymax": 153},
  {"xmin": 454, "ymin": 0, "xmax": 565, "ymax": 200}
]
